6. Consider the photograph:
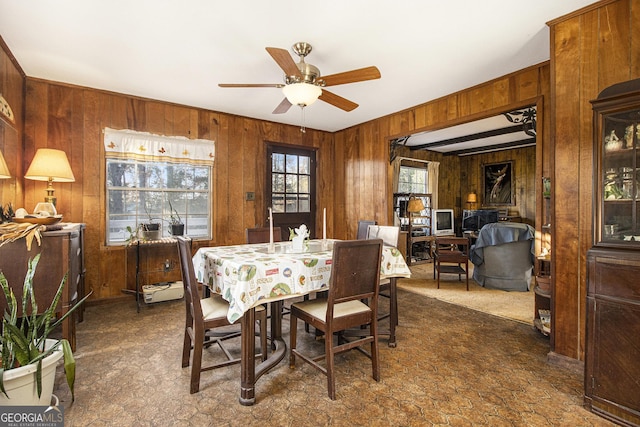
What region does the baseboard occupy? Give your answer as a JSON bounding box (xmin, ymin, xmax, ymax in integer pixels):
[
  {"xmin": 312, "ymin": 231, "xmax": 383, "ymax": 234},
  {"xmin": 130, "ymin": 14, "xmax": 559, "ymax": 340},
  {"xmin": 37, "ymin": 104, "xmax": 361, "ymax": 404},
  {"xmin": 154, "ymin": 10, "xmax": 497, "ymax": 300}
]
[{"xmin": 547, "ymin": 351, "xmax": 584, "ymax": 374}]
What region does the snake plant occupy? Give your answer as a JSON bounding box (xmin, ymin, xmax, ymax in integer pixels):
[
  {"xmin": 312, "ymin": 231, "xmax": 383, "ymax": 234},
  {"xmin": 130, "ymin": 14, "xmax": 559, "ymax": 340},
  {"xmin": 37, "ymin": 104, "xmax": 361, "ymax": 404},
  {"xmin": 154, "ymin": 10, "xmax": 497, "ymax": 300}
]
[{"xmin": 0, "ymin": 254, "xmax": 91, "ymax": 401}]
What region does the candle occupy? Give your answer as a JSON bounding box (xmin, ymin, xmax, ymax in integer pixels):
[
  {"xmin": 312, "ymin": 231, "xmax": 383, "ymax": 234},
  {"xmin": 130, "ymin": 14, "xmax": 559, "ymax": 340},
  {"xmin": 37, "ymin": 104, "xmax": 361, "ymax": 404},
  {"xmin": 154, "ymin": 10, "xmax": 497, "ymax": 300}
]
[
  {"xmin": 323, "ymin": 208, "xmax": 326, "ymax": 240},
  {"xmin": 268, "ymin": 207, "xmax": 274, "ymax": 246}
]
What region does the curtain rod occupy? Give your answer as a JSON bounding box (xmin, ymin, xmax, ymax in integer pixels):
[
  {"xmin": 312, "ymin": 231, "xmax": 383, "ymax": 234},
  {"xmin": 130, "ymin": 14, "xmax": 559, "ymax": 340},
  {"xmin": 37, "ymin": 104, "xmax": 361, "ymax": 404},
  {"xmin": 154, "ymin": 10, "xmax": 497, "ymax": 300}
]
[{"xmin": 395, "ymin": 156, "xmax": 430, "ymax": 164}]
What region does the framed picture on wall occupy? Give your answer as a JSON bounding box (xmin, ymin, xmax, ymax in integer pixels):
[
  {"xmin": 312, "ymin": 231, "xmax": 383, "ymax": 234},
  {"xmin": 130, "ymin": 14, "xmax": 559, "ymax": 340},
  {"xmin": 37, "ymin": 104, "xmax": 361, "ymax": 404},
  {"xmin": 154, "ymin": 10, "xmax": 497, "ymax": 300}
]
[{"xmin": 483, "ymin": 161, "xmax": 514, "ymax": 205}]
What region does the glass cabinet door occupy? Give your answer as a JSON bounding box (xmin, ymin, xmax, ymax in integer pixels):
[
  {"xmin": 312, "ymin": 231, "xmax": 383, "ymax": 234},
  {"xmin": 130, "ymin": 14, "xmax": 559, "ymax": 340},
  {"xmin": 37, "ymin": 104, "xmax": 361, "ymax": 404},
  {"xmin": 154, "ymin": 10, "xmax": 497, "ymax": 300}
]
[{"xmin": 598, "ymin": 110, "xmax": 640, "ymax": 246}]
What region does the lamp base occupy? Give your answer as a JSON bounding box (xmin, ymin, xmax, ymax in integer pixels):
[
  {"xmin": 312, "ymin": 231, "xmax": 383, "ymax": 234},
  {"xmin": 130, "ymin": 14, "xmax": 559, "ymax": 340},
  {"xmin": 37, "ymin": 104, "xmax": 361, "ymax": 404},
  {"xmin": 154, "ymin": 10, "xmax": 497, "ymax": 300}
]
[{"xmin": 45, "ymin": 181, "xmax": 56, "ymax": 207}]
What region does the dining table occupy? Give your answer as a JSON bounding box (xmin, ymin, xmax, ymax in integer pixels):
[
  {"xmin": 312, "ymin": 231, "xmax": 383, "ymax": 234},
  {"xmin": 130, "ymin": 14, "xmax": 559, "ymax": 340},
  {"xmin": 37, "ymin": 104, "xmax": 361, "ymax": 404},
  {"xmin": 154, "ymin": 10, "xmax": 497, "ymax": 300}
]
[{"xmin": 192, "ymin": 238, "xmax": 411, "ymax": 405}]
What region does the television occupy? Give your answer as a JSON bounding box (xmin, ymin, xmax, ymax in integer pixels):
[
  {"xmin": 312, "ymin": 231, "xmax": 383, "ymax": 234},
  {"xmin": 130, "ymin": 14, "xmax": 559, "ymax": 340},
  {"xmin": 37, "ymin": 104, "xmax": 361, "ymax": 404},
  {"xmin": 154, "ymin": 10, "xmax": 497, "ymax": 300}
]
[
  {"xmin": 462, "ymin": 209, "xmax": 499, "ymax": 232},
  {"xmin": 432, "ymin": 209, "xmax": 455, "ymax": 236}
]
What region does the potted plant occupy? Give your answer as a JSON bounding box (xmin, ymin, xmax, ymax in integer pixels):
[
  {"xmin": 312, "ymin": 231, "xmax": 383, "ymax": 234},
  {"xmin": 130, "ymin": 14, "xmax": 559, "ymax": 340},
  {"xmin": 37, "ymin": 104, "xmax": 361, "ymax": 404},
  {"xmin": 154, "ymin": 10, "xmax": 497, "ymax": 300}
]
[
  {"xmin": 0, "ymin": 254, "xmax": 90, "ymax": 405},
  {"xmin": 168, "ymin": 200, "xmax": 184, "ymax": 236},
  {"xmin": 140, "ymin": 203, "xmax": 161, "ymax": 240}
]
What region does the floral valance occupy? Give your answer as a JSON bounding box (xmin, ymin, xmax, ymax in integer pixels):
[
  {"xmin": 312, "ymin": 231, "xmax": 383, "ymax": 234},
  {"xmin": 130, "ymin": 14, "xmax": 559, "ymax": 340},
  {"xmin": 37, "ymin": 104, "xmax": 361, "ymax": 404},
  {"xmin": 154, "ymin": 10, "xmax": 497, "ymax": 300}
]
[{"xmin": 103, "ymin": 128, "xmax": 215, "ymax": 165}]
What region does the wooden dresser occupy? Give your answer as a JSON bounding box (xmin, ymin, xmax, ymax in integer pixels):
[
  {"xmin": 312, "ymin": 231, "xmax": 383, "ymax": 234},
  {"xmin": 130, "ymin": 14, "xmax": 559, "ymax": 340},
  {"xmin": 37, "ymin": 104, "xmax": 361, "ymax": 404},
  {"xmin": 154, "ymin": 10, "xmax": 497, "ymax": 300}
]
[{"xmin": 0, "ymin": 223, "xmax": 85, "ymax": 351}]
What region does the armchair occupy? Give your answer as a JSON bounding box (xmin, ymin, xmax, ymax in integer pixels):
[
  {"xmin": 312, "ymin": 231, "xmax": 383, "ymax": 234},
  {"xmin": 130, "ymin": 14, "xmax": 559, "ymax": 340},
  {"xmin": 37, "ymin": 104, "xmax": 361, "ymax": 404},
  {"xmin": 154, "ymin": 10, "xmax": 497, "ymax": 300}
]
[{"xmin": 469, "ymin": 222, "xmax": 535, "ymax": 291}]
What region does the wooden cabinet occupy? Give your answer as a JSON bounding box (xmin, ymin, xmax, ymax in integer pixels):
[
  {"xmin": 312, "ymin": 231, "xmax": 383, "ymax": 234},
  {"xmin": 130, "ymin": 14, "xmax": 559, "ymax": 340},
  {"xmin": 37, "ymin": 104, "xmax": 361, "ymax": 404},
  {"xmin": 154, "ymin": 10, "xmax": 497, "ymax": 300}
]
[
  {"xmin": 393, "ymin": 193, "xmax": 432, "ymax": 265},
  {"xmin": 0, "ymin": 223, "xmax": 85, "ymax": 351},
  {"xmin": 585, "ymin": 249, "xmax": 640, "ymax": 426},
  {"xmin": 585, "ymin": 79, "xmax": 640, "ymax": 426}
]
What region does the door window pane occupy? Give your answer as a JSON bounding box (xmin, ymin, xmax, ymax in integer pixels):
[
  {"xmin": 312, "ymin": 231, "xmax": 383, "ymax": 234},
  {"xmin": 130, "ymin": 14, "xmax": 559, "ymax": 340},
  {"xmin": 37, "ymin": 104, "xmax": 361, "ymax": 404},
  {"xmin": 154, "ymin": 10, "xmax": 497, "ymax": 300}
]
[
  {"xmin": 272, "ymin": 153, "xmax": 285, "ymax": 172},
  {"xmin": 286, "ymin": 155, "xmax": 298, "ymax": 173}
]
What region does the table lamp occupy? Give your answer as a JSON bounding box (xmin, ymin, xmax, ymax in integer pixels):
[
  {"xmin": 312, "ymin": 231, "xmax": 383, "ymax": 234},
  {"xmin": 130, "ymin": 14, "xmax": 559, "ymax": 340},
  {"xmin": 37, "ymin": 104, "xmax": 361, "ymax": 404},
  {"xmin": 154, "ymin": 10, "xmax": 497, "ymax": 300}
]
[
  {"xmin": 25, "ymin": 148, "xmax": 75, "ymax": 208},
  {"xmin": 466, "ymin": 192, "xmax": 477, "ymax": 209},
  {"xmin": 0, "ymin": 149, "xmax": 10, "ymax": 179},
  {"xmin": 407, "ymin": 195, "xmax": 425, "ymax": 215},
  {"xmin": 407, "ymin": 195, "xmax": 425, "ymax": 228}
]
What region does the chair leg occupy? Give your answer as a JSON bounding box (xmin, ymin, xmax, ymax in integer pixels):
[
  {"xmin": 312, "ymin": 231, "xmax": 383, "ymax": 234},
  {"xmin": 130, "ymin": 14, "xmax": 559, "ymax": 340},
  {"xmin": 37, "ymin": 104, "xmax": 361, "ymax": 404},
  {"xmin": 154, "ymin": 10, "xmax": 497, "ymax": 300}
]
[
  {"xmin": 182, "ymin": 328, "xmax": 191, "ymax": 368},
  {"xmin": 190, "ymin": 329, "xmax": 204, "ymax": 394},
  {"xmin": 465, "ymin": 263, "xmax": 469, "ymax": 291},
  {"xmin": 370, "ymin": 316, "xmax": 380, "ymax": 382},
  {"xmin": 289, "ymin": 314, "xmax": 298, "ymax": 368},
  {"xmin": 325, "ymin": 329, "xmax": 336, "ymax": 400}
]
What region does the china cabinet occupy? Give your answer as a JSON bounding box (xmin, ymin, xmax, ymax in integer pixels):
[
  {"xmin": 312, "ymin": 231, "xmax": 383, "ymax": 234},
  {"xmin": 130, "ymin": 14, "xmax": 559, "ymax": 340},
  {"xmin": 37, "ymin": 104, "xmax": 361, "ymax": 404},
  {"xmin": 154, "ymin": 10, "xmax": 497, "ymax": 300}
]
[{"xmin": 585, "ymin": 78, "xmax": 640, "ymax": 426}]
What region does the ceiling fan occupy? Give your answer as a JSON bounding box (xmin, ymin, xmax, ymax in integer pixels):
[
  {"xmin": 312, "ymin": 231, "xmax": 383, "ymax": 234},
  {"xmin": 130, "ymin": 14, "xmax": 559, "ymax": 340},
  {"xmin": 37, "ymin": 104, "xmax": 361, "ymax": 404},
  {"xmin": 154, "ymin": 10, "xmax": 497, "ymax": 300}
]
[{"xmin": 218, "ymin": 42, "xmax": 381, "ymax": 114}]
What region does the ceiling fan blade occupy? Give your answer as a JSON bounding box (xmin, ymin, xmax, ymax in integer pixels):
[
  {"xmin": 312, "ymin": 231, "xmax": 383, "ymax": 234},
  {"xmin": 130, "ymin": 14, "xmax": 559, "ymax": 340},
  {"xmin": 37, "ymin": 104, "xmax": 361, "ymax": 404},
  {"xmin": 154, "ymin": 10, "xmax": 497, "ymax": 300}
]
[
  {"xmin": 218, "ymin": 83, "xmax": 283, "ymax": 88},
  {"xmin": 266, "ymin": 47, "xmax": 302, "ymax": 78},
  {"xmin": 319, "ymin": 89, "xmax": 358, "ymax": 112},
  {"xmin": 321, "ymin": 66, "xmax": 381, "ymax": 87},
  {"xmin": 272, "ymin": 98, "xmax": 292, "ymax": 114}
]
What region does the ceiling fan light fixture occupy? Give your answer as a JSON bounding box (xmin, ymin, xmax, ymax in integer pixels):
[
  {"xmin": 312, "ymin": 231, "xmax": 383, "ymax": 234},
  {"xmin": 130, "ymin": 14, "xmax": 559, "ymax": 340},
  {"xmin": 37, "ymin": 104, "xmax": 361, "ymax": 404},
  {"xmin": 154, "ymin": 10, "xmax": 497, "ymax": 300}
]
[{"xmin": 282, "ymin": 83, "xmax": 321, "ymax": 107}]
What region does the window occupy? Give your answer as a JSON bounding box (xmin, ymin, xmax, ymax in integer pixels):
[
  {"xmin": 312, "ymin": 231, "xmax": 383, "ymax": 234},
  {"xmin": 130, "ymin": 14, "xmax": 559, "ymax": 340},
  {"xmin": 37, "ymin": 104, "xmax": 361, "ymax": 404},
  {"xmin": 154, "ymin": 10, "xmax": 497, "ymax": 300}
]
[
  {"xmin": 398, "ymin": 166, "xmax": 428, "ymax": 194},
  {"xmin": 271, "ymin": 152, "xmax": 311, "ymax": 213},
  {"xmin": 103, "ymin": 128, "xmax": 215, "ymax": 245}
]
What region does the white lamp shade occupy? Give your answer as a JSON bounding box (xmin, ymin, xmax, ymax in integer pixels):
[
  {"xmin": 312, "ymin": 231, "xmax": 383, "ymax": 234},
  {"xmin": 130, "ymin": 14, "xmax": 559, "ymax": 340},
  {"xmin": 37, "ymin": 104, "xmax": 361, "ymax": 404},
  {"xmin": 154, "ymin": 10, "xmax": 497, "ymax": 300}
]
[
  {"xmin": 0, "ymin": 150, "xmax": 10, "ymax": 179},
  {"xmin": 282, "ymin": 83, "xmax": 322, "ymax": 107},
  {"xmin": 25, "ymin": 148, "xmax": 75, "ymax": 182}
]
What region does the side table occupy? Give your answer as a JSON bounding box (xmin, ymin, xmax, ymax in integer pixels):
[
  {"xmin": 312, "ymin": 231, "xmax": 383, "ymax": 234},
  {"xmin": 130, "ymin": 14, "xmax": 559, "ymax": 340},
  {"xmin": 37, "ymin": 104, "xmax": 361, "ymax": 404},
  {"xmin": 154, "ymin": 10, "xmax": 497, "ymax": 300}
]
[{"xmin": 126, "ymin": 237, "xmax": 178, "ymax": 312}]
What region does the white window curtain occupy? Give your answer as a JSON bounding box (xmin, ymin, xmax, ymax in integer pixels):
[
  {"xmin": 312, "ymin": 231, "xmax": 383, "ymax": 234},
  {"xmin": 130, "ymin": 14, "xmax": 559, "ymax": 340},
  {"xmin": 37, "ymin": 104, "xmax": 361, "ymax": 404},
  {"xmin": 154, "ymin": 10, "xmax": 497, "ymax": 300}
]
[
  {"xmin": 391, "ymin": 157, "xmax": 439, "ymax": 208},
  {"xmin": 103, "ymin": 127, "xmax": 215, "ymax": 164}
]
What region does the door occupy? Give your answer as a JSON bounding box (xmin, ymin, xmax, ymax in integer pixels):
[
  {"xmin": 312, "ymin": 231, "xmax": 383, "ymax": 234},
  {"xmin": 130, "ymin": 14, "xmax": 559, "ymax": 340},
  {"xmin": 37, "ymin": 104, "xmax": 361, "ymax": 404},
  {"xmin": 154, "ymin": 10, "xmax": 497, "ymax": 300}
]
[{"xmin": 267, "ymin": 144, "xmax": 316, "ymax": 240}]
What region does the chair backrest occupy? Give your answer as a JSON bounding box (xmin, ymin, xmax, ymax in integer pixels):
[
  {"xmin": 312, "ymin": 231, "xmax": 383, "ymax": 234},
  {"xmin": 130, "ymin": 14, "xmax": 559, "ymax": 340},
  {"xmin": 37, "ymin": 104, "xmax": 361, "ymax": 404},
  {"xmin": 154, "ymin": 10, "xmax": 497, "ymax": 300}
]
[
  {"xmin": 328, "ymin": 239, "xmax": 383, "ymax": 306},
  {"xmin": 366, "ymin": 225, "xmax": 400, "ymax": 247},
  {"xmin": 435, "ymin": 236, "xmax": 470, "ymax": 256},
  {"xmin": 356, "ymin": 220, "xmax": 376, "ymax": 240},
  {"xmin": 246, "ymin": 227, "xmax": 282, "ymax": 244},
  {"xmin": 176, "ymin": 236, "xmax": 202, "ymax": 324}
]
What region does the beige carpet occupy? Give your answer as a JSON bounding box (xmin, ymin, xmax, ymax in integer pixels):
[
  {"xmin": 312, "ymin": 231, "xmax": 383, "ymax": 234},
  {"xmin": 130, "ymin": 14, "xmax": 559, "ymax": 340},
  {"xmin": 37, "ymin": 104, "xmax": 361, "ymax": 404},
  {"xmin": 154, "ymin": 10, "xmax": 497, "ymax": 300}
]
[{"xmin": 398, "ymin": 263, "xmax": 534, "ymax": 325}]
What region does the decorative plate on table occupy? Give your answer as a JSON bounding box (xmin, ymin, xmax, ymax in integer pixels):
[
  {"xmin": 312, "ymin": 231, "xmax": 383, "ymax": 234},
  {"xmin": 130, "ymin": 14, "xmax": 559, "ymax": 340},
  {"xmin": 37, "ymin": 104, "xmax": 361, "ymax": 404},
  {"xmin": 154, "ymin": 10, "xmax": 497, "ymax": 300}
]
[{"xmin": 13, "ymin": 215, "xmax": 63, "ymax": 225}]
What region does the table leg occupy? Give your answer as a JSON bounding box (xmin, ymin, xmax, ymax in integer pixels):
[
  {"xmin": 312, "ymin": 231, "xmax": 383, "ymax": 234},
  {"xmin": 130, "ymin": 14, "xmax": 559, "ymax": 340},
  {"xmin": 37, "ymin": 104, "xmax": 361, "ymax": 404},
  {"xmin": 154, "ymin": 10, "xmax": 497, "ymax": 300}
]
[
  {"xmin": 239, "ymin": 301, "xmax": 287, "ymax": 406},
  {"xmin": 240, "ymin": 307, "xmax": 256, "ymax": 405}
]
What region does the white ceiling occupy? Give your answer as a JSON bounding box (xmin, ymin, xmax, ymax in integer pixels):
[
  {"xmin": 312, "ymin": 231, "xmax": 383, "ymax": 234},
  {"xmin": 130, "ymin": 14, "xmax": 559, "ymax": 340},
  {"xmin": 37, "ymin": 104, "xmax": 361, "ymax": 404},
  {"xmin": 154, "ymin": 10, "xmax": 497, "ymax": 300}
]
[{"xmin": 0, "ymin": 0, "xmax": 594, "ymax": 133}]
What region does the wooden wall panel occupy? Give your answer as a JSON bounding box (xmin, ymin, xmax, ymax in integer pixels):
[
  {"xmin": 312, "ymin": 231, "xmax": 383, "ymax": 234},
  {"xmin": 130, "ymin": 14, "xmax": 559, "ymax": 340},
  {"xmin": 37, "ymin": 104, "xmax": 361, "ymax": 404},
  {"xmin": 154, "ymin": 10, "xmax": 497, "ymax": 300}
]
[
  {"xmin": 0, "ymin": 37, "xmax": 25, "ymax": 208},
  {"xmin": 548, "ymin": 0, "xmax": 639, "ymax": 361}
]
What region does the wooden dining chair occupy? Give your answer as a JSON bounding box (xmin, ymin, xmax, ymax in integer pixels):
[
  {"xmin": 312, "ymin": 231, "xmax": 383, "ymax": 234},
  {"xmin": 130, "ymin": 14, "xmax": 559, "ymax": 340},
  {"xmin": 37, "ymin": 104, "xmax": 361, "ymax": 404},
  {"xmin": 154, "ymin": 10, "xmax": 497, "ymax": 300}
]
[
  {"xmin": 176, "ymin": 236, "xmax": 268, "ymax": 394},
  {"xmin": 356, "ymin": 220, "xmax": 376, "ymax": 240},
  {"xmin": 357, "ymin": 225, "xmax": 401, "ymax": 347},
  {"xmin": 246, "ymin": 227, "xmax": 282, "ymax": 244},
  {"xmin": 289, "ymin": 239, "xmax": 383, "ymax": 400},
  {"xmin": 433, "ymin": 236, "xmax": 470, "ymax": 291}
]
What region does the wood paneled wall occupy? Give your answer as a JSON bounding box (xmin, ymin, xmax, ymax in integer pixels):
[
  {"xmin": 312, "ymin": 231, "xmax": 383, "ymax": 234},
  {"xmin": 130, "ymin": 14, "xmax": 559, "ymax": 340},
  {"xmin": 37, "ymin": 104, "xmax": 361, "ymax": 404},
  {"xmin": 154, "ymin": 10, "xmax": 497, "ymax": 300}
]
[
  {"xmin": 0, "ymin": 36, "xmax": 25, "ymax": 207},
  {"xmin": 333, "ymin": 65, "xmax": 550, "ymax": 243},
  {"xmin": 22, "ymin": 79, "xmax": 334, "ymax": 301},
  {"xmin": 548, "ymin": 0, "xmax": 640, "ymax": 361}
]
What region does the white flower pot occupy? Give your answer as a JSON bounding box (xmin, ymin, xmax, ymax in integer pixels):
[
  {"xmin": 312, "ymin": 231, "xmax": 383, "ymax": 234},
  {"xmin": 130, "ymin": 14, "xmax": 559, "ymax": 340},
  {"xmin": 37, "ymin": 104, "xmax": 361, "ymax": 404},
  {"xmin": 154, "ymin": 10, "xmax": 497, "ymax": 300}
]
[{"xmin": 0, "ymin": 339, "xmax": 63, "ymax": 406}]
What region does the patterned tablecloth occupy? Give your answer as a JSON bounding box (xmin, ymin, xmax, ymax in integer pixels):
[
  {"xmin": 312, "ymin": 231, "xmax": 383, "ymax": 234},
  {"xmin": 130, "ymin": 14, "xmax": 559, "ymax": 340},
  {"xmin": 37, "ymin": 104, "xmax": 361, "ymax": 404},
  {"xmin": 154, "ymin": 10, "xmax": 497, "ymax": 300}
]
[{"xmin": 193, "ymin": 239, "xmax": 411, "ymax": 323}]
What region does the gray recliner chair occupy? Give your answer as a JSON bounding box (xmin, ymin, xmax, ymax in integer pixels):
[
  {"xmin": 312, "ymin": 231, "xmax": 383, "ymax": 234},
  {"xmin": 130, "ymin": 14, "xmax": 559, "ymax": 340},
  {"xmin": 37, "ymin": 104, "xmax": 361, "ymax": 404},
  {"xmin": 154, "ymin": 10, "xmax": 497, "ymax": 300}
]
[{"xmin": 469, "ymin": 222, "xmax": 535, "ymax": 291}]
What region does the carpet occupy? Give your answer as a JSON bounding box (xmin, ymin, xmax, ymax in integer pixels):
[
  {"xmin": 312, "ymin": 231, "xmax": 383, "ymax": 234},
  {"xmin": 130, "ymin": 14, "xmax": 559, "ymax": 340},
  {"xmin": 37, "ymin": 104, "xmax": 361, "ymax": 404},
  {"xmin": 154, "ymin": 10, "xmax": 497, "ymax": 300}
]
[{"xmin": 398, "ymin": 262, "xmax": 534, "ymax": 325}]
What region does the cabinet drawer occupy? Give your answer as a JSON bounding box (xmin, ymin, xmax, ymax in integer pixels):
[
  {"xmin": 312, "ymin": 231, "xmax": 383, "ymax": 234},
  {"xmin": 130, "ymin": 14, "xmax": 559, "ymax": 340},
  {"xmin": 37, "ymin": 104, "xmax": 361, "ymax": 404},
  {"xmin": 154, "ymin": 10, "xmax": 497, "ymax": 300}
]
[{"xmin": 588, "ymin": 251, "xmax": 640, "ymax": 301}]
